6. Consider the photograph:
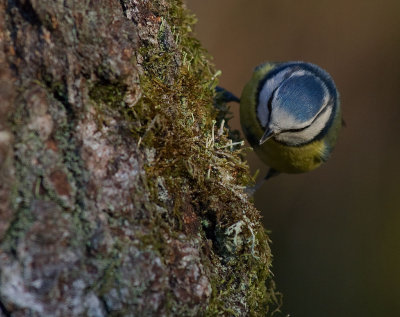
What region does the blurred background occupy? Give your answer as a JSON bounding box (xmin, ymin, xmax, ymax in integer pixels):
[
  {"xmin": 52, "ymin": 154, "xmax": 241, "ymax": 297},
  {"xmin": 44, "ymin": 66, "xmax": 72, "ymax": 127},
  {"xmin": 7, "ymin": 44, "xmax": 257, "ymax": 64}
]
[{"xmin": 185, "ymin": 0, "xmax": 400, "ymax": 316}]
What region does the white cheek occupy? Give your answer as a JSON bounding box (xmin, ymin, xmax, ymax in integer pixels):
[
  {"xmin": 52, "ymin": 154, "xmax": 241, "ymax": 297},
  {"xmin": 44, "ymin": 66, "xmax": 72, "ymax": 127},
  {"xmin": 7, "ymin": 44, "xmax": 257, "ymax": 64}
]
[
  {"xmin": 257, "ymin": 69, "xmax": 291, "ymax": 127},
  {"xmin": 275, "ymin": 106, "xmax": 333, "ymax": 145},
  {"xmin": 269, "ymin": 108, "xmax": 298, "ymax": 131}
]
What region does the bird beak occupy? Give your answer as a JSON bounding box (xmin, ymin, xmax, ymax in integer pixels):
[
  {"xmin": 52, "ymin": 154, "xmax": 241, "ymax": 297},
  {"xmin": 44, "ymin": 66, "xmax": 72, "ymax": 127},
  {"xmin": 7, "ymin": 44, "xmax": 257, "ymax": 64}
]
[{"xmin": 259, "ymin": 128, "xmax": 274, "ymax": 145}]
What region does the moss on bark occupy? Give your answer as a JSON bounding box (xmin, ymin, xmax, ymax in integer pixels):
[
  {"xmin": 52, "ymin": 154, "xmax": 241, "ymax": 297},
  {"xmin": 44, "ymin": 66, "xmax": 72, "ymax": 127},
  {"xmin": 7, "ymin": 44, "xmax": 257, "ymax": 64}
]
[{"xmin": 0, "ymin": 0, "xmax": 281, "ymax": 315}]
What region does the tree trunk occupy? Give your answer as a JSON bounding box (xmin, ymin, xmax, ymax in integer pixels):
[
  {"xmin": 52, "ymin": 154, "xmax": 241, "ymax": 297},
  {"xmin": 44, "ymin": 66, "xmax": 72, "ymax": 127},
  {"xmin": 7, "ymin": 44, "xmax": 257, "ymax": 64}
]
[{"xmin": 0, "ymin": 0, "xmax": 279, "ymax": 315}]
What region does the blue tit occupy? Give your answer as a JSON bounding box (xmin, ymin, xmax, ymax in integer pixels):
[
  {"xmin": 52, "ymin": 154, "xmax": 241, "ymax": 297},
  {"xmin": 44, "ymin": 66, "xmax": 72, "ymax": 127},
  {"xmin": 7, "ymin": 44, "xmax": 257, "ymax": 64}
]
[{"xmin": 239, "ymin": 61, "xmax": 341, "ymax": 180}]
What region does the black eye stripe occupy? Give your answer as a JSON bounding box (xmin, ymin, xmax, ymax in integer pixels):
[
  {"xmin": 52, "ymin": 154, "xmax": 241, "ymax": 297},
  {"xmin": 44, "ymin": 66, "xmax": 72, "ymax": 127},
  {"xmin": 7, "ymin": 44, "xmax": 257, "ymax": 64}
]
[
  {"xmin": 280, "ymin": 101, "xmax": 332, "ymax": 133},
  {"xmin": 266, "ymin": 91, "xmax": 274, "ymax": 123}
]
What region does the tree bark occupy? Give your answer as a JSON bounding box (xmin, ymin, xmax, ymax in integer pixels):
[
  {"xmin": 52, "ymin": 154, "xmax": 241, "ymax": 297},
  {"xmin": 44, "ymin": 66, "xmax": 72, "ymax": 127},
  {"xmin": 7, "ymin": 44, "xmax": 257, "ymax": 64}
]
[{"xmin": 0, "ymin": 0, "xmax": 279, "ymax": 315}]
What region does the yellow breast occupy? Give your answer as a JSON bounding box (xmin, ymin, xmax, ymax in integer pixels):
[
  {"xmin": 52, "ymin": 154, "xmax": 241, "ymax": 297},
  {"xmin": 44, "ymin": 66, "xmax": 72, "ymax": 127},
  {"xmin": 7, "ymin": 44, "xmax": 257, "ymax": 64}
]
[{"xmin": 254, "ymin": 138, "xmax": 326, "ymax": 173}]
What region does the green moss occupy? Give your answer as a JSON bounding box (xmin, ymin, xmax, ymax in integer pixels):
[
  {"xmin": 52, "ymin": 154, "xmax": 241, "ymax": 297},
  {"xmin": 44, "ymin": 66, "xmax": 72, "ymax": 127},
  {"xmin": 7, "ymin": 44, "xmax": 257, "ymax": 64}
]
[
  {"xmin": 89, "ymin": 81, "xmax": 127, "ymax": 109},
  {"xmin": 135, "ymin": 1, "xmax": 279, "ymax": 315},
  {"xmin": 90, "ymin": 0, "xmax": 279, "ymax": 314}
]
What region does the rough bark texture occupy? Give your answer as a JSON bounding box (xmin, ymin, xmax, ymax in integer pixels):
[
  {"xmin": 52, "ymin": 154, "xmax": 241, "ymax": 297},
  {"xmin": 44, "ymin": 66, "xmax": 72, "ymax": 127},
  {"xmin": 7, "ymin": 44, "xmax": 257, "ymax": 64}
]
[{"xmin": 0, "ymin": 0, "xmax": 280, "ymax": 316}]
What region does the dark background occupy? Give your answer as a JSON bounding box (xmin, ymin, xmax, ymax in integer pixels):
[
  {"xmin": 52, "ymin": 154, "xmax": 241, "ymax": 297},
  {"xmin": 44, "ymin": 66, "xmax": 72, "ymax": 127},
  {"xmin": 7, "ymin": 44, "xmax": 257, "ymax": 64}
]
[{"xmin": 185, "ymin": 0, "xmax": 400, "ymax": 316}]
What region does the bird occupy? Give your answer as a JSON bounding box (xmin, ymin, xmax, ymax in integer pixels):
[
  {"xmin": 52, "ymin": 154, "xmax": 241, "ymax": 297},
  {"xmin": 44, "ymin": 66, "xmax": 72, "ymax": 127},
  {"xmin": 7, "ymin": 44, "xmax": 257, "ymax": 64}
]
[{"xmin": 219, "ymin": 61, "xmax": 342, "ymax": 188}]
